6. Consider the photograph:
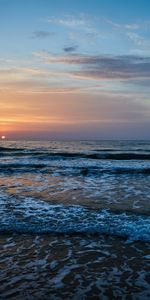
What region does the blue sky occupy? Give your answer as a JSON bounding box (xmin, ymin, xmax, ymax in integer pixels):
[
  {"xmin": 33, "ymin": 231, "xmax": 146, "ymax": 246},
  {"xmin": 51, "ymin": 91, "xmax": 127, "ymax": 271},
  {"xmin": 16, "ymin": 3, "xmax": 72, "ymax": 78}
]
[
  {"xmin": 0, "ymin": 0, "xmax": 150, "ymax": 139},
  {"xmin": 1, "ymin": 0, "xmax": 150, "ymax": 57}
]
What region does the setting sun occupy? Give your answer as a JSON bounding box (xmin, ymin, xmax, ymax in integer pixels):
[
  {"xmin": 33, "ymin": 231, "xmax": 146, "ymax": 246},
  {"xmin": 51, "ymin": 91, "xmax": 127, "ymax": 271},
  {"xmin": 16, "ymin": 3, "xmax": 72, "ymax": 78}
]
[{"xmin": 1, "ymin": 135, "xmax": 6, "ymax": 140}]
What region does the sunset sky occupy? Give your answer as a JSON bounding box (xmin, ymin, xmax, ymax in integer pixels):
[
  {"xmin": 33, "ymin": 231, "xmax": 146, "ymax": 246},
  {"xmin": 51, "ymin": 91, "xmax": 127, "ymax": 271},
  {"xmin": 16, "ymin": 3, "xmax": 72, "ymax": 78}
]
[{"xmin": 0, "ymin": 0, "xmax": 150, "ymax": 139}]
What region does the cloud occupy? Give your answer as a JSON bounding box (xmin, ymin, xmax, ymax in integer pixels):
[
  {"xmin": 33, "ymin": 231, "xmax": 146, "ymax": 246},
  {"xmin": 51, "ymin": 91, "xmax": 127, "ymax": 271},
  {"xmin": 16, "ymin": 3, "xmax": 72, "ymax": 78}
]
[
  {"xmin": 1, "ymin": 53, "xmax": 150, "ymax": 98},
  {"xmin": 104, "ymin": 18, "xmax": 150, "ymax": 31},
  {"xmin": 47, "ymin": 16, "xmax": 87, "ymax": 29},
  {"xmin": 127, "ymin": 32, "xmax": 150, "ymax": 47},
  {"xmin": 126, "ymin": 32, "xmax": 150, "ymax": 56},
  {"xmin": 106, "ymin": 19, "xmax": 140, "ymax": 30},
  {"xmin": 46, "ymin": 15, "xmax": 107, "ymax": 47},
  {"xmin": 63, "ymin": 46, "xmax": 78, "ymax": 53},
  {"xmin": 31, "ymin": 31, "xmax": 55, "ymax": 39},
  {"xmin": 35, "ymin": 51, "xmax": 150, "ymax": 80},
  {"xmin": 47, "ymin": 14, "xmax": 98, "ymax": 36}
]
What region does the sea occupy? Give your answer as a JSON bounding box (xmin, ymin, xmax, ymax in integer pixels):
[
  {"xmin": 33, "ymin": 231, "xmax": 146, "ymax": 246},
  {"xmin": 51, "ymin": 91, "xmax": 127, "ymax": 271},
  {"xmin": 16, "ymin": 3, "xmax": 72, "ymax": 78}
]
[{"xmin": 0, "ymin": 140, "xmax": 150, "ymax": 299}]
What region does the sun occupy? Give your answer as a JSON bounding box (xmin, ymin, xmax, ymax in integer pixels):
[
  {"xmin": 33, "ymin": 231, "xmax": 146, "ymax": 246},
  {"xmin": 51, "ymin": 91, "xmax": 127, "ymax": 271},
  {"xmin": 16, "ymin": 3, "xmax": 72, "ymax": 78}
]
[{"xmin": 1, "ymin": 135, "xmax": 6, "ymax": 140}]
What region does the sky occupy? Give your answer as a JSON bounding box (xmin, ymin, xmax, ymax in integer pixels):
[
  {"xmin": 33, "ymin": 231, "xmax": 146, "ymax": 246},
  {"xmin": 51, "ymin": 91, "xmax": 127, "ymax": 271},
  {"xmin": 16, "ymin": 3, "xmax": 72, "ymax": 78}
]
[{"xmin": 0, "ymin": 0, "xmax": 150, "ymax": 140}]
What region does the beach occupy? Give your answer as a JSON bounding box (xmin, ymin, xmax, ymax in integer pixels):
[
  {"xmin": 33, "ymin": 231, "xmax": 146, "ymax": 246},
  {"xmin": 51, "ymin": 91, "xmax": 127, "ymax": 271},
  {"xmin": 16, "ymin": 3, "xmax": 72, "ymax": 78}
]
[{"xmin": 0, "ymin": 140, "xmax": 150, "ymax": 299}]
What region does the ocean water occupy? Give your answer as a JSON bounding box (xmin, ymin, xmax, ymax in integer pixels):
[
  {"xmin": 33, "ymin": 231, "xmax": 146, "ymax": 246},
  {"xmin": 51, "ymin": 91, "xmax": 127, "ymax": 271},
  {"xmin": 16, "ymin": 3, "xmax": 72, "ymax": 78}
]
[{"xmin": 0, "ymin": 140, "xmax": 150, "ymax": 299}]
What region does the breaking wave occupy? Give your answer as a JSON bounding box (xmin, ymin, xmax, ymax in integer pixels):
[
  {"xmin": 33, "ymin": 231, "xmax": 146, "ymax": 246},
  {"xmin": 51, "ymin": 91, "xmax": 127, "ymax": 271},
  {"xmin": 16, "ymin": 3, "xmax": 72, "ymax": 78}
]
[{"xmin": 0, "ymin": 196, "xmax": 150, "ymax": 242}]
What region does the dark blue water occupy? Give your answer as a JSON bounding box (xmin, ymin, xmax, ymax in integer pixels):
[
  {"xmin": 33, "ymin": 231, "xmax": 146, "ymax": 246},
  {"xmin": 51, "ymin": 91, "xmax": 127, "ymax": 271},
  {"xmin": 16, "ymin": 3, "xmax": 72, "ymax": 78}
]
[{"xmin": 0, "ymin": 140, "xmax": 150, "ymax": 241}]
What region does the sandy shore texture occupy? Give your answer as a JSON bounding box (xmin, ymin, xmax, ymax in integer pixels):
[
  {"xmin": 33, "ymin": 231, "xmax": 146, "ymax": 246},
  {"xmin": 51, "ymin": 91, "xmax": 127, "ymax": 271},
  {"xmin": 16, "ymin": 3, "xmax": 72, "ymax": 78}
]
[{"xmin": 0, "ymin": 233, "xmax": 150, "ymax": 300}]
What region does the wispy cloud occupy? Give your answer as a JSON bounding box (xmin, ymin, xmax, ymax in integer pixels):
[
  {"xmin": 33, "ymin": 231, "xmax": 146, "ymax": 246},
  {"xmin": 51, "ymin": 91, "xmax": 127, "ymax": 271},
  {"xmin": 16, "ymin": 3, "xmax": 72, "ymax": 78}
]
[
  {"xmin": 103, "ymin": 19, "xmax": 150, "ymax": 55},
  {"xmin": 47, "ymin": 15, "xmax": 87, "ymax": 29},
  {"xmin": 126, "ymin": 32, "xmax": 150, "ymax": 55},
  {"xmin": 106, "ymin": 19, "xmax": 140, "ymax": 30},
  {"xmin": 105, "ymin": 18, "xmax": 150, "ymax": 31},
  {"xmin": 1, "ymin": 53, "xmax": 150, "ymax": 97},
  {"xmin": 31, "ymin": 30, "xmax": 55, "ymax": 39},
  {"xmin": 127, "ymin": 32, "xmax": 150, "ymax": 47},
  {"xmin": 34, "ymin": 51, "xmax": 150, "ymax": 80},
  {"xmin": 46, "ymin": 15, "xmax": 112, "ymax": 48},
  {"xmin": 47, "ymin": 14, "xmax": 99, "ymax": 36}
]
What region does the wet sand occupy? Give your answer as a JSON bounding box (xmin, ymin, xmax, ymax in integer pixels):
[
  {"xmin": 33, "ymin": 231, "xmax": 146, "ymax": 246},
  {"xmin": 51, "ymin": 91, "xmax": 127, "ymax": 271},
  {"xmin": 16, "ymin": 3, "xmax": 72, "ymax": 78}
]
[{"xmin": 0, "ymin": 233, "xmax": 150, "ymax": 299}]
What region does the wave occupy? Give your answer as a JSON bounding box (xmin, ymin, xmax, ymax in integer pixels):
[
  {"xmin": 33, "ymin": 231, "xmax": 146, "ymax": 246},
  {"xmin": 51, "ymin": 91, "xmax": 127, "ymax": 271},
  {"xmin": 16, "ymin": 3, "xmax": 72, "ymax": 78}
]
[
  {"xmin": 0, "ymin": 196, "xmax": 150, "ymax": 242},
  {"xmin": 0, "ymin": 163, "xmax": 46, "ymax": 174},
  {"xmin": 34, "ymin": 152, "xmax": 150, "ymax": 160},
  {"xmin": 0, "ymin": 162, "xmax": 150, "ymax": 176},
  {"xmin": 83, "ymin": 153, "xmax": 150, "ymax": 160},
  {"xmin": 95, "ymin": 148, "xmax": 150, "ymax": 153},
  {"xmin": 0, "ymin": 147, "xmax": 43, "ymax": 157},
  {"xmin": 0, "ymin": 147, "xmax": 25, "ymax": 152},
  {"xmin": 80, "ymin": 167, "xmax": 150, "ymax": 176},
  {"xmin": 1, "ymin": 150, "xmax": 150, "ymax": 160}
]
